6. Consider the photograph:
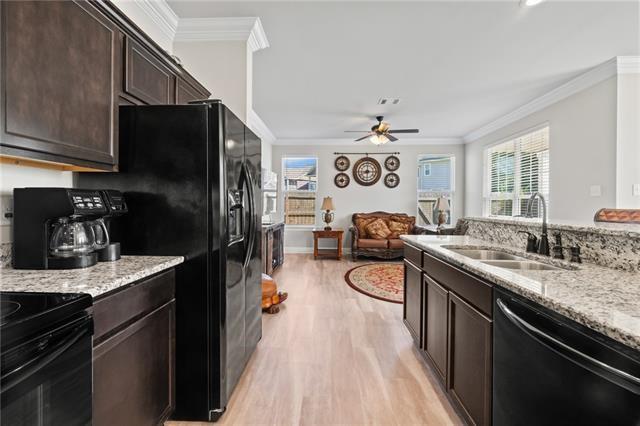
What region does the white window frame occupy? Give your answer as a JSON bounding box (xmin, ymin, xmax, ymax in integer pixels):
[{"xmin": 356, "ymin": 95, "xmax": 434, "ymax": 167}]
[
  {"xmin": 282, "ymin": 156, "xmax": 318, "ymax": 228},
  {"xmin": 483, "ymin": 124, "xmax": 550, "ymax": 219},
  {"xmin": 417, "ymin": 154, "xmax": 456, "ymax": 226}
]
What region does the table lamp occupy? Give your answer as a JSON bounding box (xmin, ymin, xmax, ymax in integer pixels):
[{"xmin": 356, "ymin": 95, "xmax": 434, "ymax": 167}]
[
  {"xmin": 435, "ymin": 196, "xmax": 450, "ymax": 232},
  {"xmin": 321, "ymin": 196, "xmax": 335, "ymax": 230}
]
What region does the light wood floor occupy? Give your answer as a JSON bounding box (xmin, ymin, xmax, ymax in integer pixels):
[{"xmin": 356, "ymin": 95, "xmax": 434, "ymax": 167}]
[{"xmin": 167, "ymin": 254, "xmax": 461, "ymax": 425}]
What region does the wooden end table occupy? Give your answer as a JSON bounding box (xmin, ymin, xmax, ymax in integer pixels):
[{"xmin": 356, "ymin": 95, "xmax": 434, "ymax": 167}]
[{"xmin": 312, "ymin": 228, "xmax": 344, "ymax": 260}]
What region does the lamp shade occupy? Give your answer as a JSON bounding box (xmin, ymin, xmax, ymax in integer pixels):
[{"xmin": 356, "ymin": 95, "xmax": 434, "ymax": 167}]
[
  {"xmin": 321, "ymin": 196, "xmax": 335, "ymax": 211},
  {"xmin": 435, "ymin": 196, "xmax": 450, "ymax": 211}
]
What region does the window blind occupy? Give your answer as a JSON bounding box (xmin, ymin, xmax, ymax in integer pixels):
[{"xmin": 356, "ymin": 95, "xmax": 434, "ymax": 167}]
[{"xmin": 486, "ymin": 127, "xmax": 549, "ymax": 218}]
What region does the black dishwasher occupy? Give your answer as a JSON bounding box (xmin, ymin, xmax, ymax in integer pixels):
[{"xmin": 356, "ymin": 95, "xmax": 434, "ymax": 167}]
[{"xmin": 494, "ymin": 287, "xmax": 640, "ymax": 426}]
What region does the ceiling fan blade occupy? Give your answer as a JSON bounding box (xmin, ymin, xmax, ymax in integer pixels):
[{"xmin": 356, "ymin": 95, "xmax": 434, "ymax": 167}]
[
  {"xmin": 385, "ymin": 133, "xmax": 399, "ymax": 142},
  {"xmin": 388, "ymin": 129, "xmax": 419, "ymax": 134},
  {"xmin": 355, "ymin": 134, "xmax": 371, "ymax": 142}
]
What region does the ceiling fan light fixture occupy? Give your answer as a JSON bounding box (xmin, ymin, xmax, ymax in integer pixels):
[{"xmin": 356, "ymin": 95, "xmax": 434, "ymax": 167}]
[{"xmin": 369, "ymin": 135, "xmax": 389, "ymax": 145}]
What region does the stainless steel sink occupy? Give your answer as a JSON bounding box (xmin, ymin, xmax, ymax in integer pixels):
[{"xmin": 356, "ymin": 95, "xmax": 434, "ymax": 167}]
[
  {"xmin": 480, "ymin": 260, "xmax": 561, "ymax": 271},
  {"xmin": 448, "ymin": 248, "xmax": 525, "ymax": 261}
]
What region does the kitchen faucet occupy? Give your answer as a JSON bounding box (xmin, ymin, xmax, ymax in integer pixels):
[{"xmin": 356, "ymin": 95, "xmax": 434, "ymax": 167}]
[{"xmin": 526, "ymin": 192, "xmax": 550, "ymax": 256}]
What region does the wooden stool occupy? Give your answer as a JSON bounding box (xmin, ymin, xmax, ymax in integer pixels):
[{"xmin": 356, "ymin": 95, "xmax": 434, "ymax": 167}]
[{"xmin": 262, "ymin": 273, "xmax": 288, "ymax": 314}]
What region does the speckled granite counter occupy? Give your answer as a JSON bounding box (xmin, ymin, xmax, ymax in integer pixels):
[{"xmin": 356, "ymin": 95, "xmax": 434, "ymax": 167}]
[
  {"xmin": 0, "ymin": 255, "xmax": 184, "ymax": 299},
  {"xmin": 401, "ymin": 234, "xmax": 640, "ymax": 351}
]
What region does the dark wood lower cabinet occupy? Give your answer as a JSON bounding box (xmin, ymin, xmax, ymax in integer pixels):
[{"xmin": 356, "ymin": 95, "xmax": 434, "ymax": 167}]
[
  {"xmin": 92, "ymin": 270, "xmax": 176, "ymax": 425},
  {"xmin": 424, "ymin": 274, "xmax": 448, "ymax": 382},
  {"xmin": 403, "ymin": 243, "xmax": 493, "ymax": 425},
  {"xmin": 403, "ymin": 259, "xmax": 423, "ymax": 346},
  {"xmin": 448, "ymin": 293, "xmax": 492, "ymax": 426}
]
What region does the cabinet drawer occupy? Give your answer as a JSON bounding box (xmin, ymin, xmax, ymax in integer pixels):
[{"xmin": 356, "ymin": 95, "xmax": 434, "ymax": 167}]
[
  {"xmin": 124, "ymin": 38, "xmax": 175, "ymax": 105},
  {"xmin": 93, "ymin": 269, "xmax": 175, "ymax": 343},
  {"xmin": 93, "ymin": 300, "xmax": 175, "ymax": 426},
  {"xmin": 423, "ymin": 252, "xmax": 492, "ymax": 317},
  {"xmin": 403, "ymin": 243, "xmax": 422, "ymax": 268}
]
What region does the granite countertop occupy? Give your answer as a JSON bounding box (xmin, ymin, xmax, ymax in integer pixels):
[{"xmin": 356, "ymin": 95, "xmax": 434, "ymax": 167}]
[
  {"xmin": 401, "ymin": 234, "xmax": 640, "ymax": 351},
  {"xmin": 0, "ymin": 255, "xmax": 184, "ymax": 299}
]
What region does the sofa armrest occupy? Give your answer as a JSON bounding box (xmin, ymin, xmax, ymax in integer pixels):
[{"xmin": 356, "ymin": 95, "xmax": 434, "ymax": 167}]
[
  {"xmin": 412, "ymin": 224, "xmax": 435, "ymax": 235},
  {"xmin": 349, "ymin": 226, "xmax": 359, "ymax": 249}
]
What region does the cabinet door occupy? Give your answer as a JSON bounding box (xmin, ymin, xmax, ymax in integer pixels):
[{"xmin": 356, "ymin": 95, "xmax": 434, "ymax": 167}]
[
  {"xmin": 176, "ymin": 77, "xmax": 208, "ymax": 104},
  {"xmin": 1, "ymin": 0, "xmax": 119, "ymax": 169},
  {"xmin": 93, "ymin": 300, "xmax": 175, "ymax": 426},
  {"xmin": 448, "ymin": 293, "xmax": 492, "ymax": 426},
  {"xmin": 424, "ymin": 274, "xmax": 448, "ymax": 383},
  {"xmin": 403, "ymin": 260, "xmax": 423, "ymax": 346},
  {"xmin": 124, "ymin": 38, "xmax": 175, "ymax": 105}
]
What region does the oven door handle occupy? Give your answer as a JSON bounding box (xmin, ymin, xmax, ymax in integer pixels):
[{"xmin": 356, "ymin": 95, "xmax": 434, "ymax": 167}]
[
  {"xmin": 497, "ymin": 298, "xmax": 640, "ymax": 393},
  {"xmin": 1, "ymin": 317, "xmax": 91, "ymax": 394}
]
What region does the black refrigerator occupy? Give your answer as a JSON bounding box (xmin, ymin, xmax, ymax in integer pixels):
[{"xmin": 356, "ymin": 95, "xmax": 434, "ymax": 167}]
[{"xmin": 78, "ymin": 100, "xmax": 262, "ymax": 422}]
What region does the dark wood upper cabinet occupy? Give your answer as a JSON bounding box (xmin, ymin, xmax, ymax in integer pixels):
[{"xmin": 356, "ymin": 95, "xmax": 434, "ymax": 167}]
[
  {"xmin": 124, "ymin": 38, "xmax": 175, "ymax": 105},
  {"xmin": 448, "ymin": 292, "xmax": 492, "ymax": 426},
  {"xmin": 424, "ymin": 274, "xmax": 448, "ymax": 383},
  {"xmin": 1, "ymin": 0, "xmax": 120, "ymax": 170},
  {"xmin": 176, "ymin": 77, "xmax": 209, "ymax": 104},
  {"xmin": 403, "ymin": 259, "xmax": 423, "ymax": 346}
]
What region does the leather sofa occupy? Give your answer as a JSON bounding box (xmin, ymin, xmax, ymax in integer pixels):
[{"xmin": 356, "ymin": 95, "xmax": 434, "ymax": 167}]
[{"xmin": 349, "ymin": 212, "xmax": 431, "ymax": 260}]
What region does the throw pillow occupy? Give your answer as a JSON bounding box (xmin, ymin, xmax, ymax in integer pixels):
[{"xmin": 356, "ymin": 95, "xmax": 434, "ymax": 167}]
[
  {"xmin": 366, "ymin": 218, "xmax": 392, "ymax": 240},
  {"xmin": 355, "ymin": 216, "xmax": 377, "ymax": 237},
  {"xmin": 388, "ymin": 220, "xmax": 410, "ymax": 239}
]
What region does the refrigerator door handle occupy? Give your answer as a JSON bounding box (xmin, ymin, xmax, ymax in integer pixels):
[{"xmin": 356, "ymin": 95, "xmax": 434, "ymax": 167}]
[
  {"xmin": 242, "ymin": 163, "xmax": 256, "ymax": 268},
  {"xmin": 497, "ymin": 298, "xmax": 640, "ymax": 392}
]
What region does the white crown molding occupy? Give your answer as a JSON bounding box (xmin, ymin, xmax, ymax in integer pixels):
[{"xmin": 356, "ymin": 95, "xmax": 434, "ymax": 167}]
[
  {"xmin": 464, "ymin": 56, "xmax": 639, "ymax": 143},
  {"xmin": 617, "ymin": 56, "xmax": 640, "ymax": 74},
  {"xmin": 174, "ymin": 17, "xmax": 270, "ymax": 52},
  {"xmin": 247, "ymin": 109, "xmax": 276, "ymax": 145},
  {"xmin": 119, "ymin": 0, "xmax": 179, "ymax": 47},
  {"xmin": 272, "ymin": 137, "xmax": 463, "ymax": 146}
]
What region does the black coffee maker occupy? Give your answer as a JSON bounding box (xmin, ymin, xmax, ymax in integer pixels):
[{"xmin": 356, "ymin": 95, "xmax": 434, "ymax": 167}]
[
  {"xmin": 95, "ymin": 189, "xmax": 128, "ymax": 262},
  {"xmin": 12, "ymin": 188, "xmax": 116, "ymax": 269}
]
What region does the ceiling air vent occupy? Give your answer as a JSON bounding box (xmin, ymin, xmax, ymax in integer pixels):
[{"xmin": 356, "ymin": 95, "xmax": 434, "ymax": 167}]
[{"xmin": 377, "ymin": 98, "xmax": 401, "ymax": 105}]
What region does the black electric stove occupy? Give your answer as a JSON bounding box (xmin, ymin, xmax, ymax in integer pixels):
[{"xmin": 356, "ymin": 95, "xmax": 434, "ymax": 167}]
[{"xmin": 0, "ymin": 292, "xmax": 94, "ymax": 426}]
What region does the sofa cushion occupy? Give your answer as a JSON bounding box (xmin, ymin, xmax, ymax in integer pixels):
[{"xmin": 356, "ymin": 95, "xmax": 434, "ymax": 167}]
[
  {"xmin": 355, "ymin": 217, "xmax": 378, "ymax": 237},
  {"xmin": 365, "ymin": 218, "xmax": 392, "ymax": 239},
  {"xmin": 388, "ymin": 239, "xmax": 404, "ymax": 249},
  {"xmin": 358, "ymin": 239, "xmax": 389, "ymax": 249},
  {"xmin": 390, "ymin": 215, "xmax": 415, "ymax": 231},
  {"xmin": 388, "ymin": 220, "xmax": 410, "ymax": 239}
]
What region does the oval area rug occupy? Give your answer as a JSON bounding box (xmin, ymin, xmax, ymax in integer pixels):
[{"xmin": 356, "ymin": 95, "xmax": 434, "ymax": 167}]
[{"xmin": 344, "ymin": 263, "xmax": 404, "ymax": 304}]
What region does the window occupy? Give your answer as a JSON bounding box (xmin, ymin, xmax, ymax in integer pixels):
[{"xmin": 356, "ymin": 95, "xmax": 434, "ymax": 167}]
[
  {"xmin": 417, "ymin": 155, "xmax": 455, "ymax": 226},
  {"xmin": 485, "ymin": 126, "xmax": 549, "ymax": 218},
  {"xmin": 282, "ymin": 157, "xmax": 317, "ymax": 225}
]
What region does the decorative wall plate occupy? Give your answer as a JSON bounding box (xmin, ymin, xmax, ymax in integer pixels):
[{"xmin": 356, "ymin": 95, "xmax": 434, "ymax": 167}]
[
  {"xmin": 334, "ymin": 173, "xmax": 350, "ymax": 188},
  {"xmin": 334, "ymin": 155, "xmax": 350, "ymax": 171},
  {"xmin": 353, "ymin": 157, "xmax": 382, "ymax": 186},
  {"xmin": 384, "ymin": 155, "xmax": 400, "ymax": 171},
  {"xmin": 384, "ymin": 173, "xmax": 400, "ymax": 188}
]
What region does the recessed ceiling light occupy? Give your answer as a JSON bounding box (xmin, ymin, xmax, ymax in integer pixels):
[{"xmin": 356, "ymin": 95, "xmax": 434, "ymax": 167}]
[
  {"xmin": 521, "ymin": 0, "xmax": 545, "ymax": 6},
  {"xmin": 377, "ymin": 98, "xmax": 401, "ymax": 105}
]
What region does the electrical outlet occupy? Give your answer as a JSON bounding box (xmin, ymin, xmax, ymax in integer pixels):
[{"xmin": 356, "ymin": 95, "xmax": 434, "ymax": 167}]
[
  {"xmin": 589, "ymin": 185, "xmax": 602, "ymax": 197},
  {"xmin": 0, "ymin": 195, "xmax": 13, "ymax": 226},
  {"xmin": 633, "ymin": 184, "xmax": 640, "ymax": 197}
]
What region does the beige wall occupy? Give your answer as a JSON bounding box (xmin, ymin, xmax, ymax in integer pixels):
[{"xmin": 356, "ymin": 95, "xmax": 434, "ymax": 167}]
[
  {"xmin": 173, "ymin": 40, "xmax": 249, "ymax": 122},
  {"xmin": 464, "ymin": 77, "xmax": 619, "ymax": 223},
  {"xmin": 616, "ymin": 73, "xmax": 640, "ymax": 208},
  {"xmin": 271, "ymin": 143, "xmax": 465, "ymax": 252}
]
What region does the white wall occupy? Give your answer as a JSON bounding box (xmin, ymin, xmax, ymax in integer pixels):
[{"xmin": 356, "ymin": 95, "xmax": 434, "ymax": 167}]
[
  {"xmin": 616, "ymin": 73, "xmax": 640, "ymax": 208},
  {"xmin": 173, "ymin": 40, "xmax": 249, "ymax": 121},
  {"xmin": 0, "ymin": 163, "xmax": 73, "ymax": 243},
  {"xmin": 464, "ymin": 77, "xmax": 618, "ymax": 223},
  {"xmin": 271, "ymin": 143, "xmax": 465, "ymax": 252}
]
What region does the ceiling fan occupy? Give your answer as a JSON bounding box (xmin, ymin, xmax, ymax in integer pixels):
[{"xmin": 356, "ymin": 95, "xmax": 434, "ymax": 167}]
[{"xmin": 345, "ymin": 116, "xmax": 419, "ymax": 145}]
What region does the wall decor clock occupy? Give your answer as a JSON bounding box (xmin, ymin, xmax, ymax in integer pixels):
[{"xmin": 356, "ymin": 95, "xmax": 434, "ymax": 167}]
[
  {"xmin": 334, "ymin": 155, "xmax": 350, "ymax": 171},
  {"xmin": 353, "ymin": 157, "xmax": 382, "ymax": 186},
  {"xmin": 334, "ymin": 173, "xmax": 350, "ymax": 188},
  {"xmin": 384, "ymin": 173, "xmax": 400, "ymax": 188},
  {"xmin": 384, "ymin": 155, "xmax": 400, "ymax": 171}
]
